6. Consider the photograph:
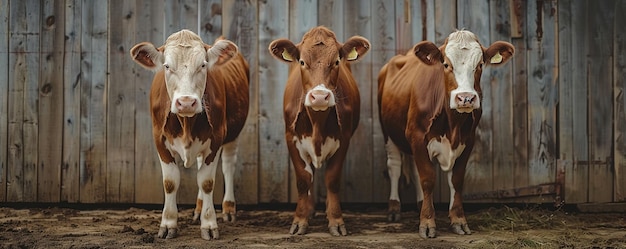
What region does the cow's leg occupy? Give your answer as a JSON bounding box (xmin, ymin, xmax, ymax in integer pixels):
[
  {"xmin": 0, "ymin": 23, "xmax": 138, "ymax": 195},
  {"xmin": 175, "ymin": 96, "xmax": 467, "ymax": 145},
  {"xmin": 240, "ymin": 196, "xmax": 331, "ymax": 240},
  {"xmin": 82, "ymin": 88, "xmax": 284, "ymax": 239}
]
[
  {"xmin": 158, "ymin": 160, "xmax": 181, "ymax": 239},
  {"xmin": 325, "ymin": 146, "xmax": 348, "ymax": 236},
  {"xmin": 448, "ymin": 152, "xmax": 471, "ymax": 235},
  {"xmin": 385, "ymin": 140, "xmax": 403, "ymax": 222},
  {"xmin": 193, "ymin": 157, "xmax": 204, "ymax": 225},
  {"xmin": 197, "ymin": 150, "xmax": 221, "ymax": 240},
  {"xmin": 415, "ymin": 155, "xmax": 437, "ymax": 239},
  {"xmin": 287, "ymin": 143, "xmax": 314, "ymax": 235},
  {"xmin": 221, "ymin": 141, "xmax": 237, "ymax": 222}
]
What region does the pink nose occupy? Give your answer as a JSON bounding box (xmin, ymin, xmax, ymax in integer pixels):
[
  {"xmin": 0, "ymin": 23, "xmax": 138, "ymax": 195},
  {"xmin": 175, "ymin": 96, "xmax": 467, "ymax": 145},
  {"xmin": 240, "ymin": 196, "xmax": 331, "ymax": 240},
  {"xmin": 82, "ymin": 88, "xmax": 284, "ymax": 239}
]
[
  {"xmin": 175, "ymin": 96, "xmax": 198, "ymax": 113},
  {"xmin": 309, "ymin": 90, "xmax": 330, "ymax": 106},
  {"xmin": 455, "ymin": 92, "xmax": 477, "ymax": 108}
]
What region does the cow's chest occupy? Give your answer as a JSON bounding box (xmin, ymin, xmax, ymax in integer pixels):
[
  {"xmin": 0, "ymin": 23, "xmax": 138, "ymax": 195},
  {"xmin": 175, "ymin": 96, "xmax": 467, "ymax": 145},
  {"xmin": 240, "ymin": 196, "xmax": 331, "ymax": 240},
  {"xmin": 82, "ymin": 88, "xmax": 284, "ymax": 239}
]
[
  {"xmin": 166, "ymin": 137, "xmax": 212, "ymax": 168},
  {"xmin": 426, "ymin": 136, "xmax": 466, "ymax": 172},
  {"xmin": 292, "ymin": 136, "xmax": 340, "ymax": 169}
]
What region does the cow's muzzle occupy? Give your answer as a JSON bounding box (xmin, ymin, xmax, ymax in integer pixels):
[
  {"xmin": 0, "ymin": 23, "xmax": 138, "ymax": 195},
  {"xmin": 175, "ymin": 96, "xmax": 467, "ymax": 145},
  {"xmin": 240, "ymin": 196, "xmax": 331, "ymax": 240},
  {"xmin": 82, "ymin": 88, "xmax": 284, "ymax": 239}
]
[
  {"xmin": 305, "ymin": 84, "xmax": 336, "ymax": 111},
  {"xmin": 453, "ymin": 92, "xmax": 479, "ymax": 113},
  {"xmin": 173, "ymin": 95, "xmax": 201, "ymax": 116}
]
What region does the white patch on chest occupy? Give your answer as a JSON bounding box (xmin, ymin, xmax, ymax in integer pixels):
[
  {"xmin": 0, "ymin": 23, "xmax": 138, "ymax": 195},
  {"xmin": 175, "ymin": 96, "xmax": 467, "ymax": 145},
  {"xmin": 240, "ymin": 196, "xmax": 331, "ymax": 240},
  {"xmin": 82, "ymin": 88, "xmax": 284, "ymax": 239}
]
[
  {"xmin": 166, "ymin": 137, "xmax": 212, "ymax": 168},
  {"xmin": 293, "ymin": 136, "xmax": 340, "ymax": 169},
  {"xmin": 426, "ymin": 136, "xmax": 465, "ymax": 172}
]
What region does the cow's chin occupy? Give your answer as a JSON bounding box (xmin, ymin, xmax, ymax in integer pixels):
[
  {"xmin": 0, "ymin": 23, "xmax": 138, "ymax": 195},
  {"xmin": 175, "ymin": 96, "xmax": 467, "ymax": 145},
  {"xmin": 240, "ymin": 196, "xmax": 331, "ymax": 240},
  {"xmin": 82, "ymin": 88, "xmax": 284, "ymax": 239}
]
[
  {"xmin": 307, "ymin": 105, "xmax": 332, "ymax": 112},
  {"xmin": 175, "ymin": 111, "xmax": 199, "ymax": 118},
  {"xmin": 455, "ymin": 107, "xmax": 474, "ymax": 113}
]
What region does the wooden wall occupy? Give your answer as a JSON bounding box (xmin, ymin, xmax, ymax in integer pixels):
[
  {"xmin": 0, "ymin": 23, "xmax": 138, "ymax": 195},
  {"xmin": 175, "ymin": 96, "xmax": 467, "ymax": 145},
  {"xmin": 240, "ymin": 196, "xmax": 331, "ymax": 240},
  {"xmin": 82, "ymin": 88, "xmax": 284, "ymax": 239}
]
[{"xmin": 0, "ymin": 0, "xmax": 624, "ymax": 206}]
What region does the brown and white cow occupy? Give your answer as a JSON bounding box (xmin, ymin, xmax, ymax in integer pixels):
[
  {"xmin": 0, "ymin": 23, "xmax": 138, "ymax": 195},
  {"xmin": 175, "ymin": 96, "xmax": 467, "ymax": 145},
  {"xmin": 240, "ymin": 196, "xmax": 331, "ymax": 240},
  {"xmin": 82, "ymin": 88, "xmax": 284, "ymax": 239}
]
[
  {"xmin": 130, "ymin": 30, "xmax": 249, "ymax": 240},
  {"xmin": 268, "ymin": 26, "xmax": 370, "ymax": 236},
  {"xmin": 378, "ymin": 30, "xmax": 514, "ymax": 238}
]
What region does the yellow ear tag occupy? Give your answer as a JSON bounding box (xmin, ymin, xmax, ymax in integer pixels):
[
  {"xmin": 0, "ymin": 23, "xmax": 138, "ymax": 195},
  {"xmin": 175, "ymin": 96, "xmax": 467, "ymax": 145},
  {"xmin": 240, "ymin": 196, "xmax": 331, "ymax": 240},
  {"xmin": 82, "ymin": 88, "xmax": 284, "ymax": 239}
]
[
  {"xmin": 347, "ymin": 47, "xmax": 358, "ymax": 61},
  {"xmin": 282, "ymin": 49, "xmax": 294, "ymax": 62},
  {"xmin": 490, "ymin": 52, "xmax": 503, "ymax": 64}
]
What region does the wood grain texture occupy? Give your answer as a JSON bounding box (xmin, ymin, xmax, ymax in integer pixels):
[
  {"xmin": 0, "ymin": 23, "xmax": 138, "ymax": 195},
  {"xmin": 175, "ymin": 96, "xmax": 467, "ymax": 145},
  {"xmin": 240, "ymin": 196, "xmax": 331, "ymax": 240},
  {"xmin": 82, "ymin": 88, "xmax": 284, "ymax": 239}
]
[
  {"xmin": 61, "ymin": 0, "xmax": 82, "ymax": 203},
  {"xmin": 38, "ymin": 0, "xmax": 64, "ymax": 202},
  {"xmin": 0, "ymin": 0, "xmax": 9, "ymax": 202},
  {"xmin": 614, "ymin": 0, "xmax": 626, "ymax": 202}
]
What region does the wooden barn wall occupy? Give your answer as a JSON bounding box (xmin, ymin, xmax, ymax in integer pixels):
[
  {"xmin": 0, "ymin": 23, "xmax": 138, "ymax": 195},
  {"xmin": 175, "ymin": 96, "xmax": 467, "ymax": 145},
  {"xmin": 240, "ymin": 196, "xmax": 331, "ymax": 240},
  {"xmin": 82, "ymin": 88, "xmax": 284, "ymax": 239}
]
[{"xmin": 0, "ymin": 0, "xmax": 624, "ymax": 206}]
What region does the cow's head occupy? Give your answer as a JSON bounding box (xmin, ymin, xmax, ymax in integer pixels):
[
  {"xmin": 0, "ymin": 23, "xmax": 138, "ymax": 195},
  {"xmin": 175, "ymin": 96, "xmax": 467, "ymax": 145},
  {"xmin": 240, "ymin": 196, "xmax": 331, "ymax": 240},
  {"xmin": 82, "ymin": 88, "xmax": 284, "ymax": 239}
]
[
  {"xmin": 130, "ymin": 29, "xmax": 238, "ymax": 117},
  {"xmin": 414, "ymin": 30, "xmax": 514, "ymax": 113},
  {"xmin": 268, "ymin": 26, "xmax": 370, "ymax": 112}
]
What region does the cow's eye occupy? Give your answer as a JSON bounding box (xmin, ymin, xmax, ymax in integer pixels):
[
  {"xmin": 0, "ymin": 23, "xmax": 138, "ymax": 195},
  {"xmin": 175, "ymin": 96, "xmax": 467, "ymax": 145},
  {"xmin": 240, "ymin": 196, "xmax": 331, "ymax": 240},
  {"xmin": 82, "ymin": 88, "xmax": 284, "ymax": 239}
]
[
  {"xmin": 164, "ymin": 64, "xmax": 170, "ymax": 69},
  {"xmin": 335, "ymin": 60, "xmax": 340, "ymax": 66},
  {"xmin": 299, "ymin": 60, "xmax": 305, "ymax": 66},
  {"xmin": 443, "ymin": 63, "xmax": 449, "ymax": 69}
]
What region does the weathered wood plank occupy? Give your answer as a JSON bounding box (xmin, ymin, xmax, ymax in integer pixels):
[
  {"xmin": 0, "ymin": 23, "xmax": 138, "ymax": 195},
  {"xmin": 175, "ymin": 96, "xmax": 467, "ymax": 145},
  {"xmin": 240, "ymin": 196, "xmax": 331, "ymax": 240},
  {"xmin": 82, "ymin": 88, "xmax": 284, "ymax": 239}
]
[
  {"xmin": 199, "ymin": 0, "xmax": 222, "ymax": 44},
  {"xmin": 133, "ymin": 0, "xmax": 164, "ymax": 205},
  {"xmin": 7, "ymin": 0, "xmax": 40, "ymax": 202},
  {"xmin": 222, "ymin": 0, "xmax": 259, "ymax": 205},
  {"xmin": 370, "ymin": 0, "xmax": 397, "ymax": 204},
  {"xmin": 343, "ymin": 0, "xmax": 373, "ymax": 203},
  {"xmin": 0, "ymin": 0, "xmax": 9, "ymax": 202},
  {"xmin": 61, "ymin": 0, "xmax": 82, "ymax": 203},
  {"xmin": 559, "ymin": 0, "xmax": 588, "ymax": 203},
  {"xmin": 588, "ymin": 0, "xmax": 615, "ymax": 203},
  {"xmin": 79, "ymin": 0, "xmax": 108, "ymax": 203},
  {"xmin": 257, "ymin": 0, "xmax": 290, "ymax": 204},
  {"xmin": 457, "ymin": 0, "xmax": 493, "ymax": 203},
  {"xmin": 38, "ymin": 0, "xmax": 65, "ymax": 202},
  {"xmin": 614, "ymin": 0, "xmax": 626, "ymax": 202},
  {"xmin": 489, "ymin": 0, "xmax": 515, "ymax": 197},
  {"xmin": 525, "ymin": 0, "xmax": 557, "ymax": 192},
  {"xmin": 510, "ymin": 0, "xmax": 529, "ymax": 195},
  {"xmin": 106, "ymin": 0, "xmax": 136, "ymax": 203}
]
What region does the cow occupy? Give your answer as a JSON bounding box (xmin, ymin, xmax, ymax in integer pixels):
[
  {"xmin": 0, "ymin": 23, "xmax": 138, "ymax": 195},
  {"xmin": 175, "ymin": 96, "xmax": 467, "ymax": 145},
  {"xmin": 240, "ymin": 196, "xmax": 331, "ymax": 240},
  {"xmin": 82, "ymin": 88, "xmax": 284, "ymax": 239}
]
[
  {"xmin": 378, "ymin": 30, "xmax": 514, "ymax": 238},
  {"xmin": 268, "ymin": 26, "xmax": 370, "ymax": 236},
  {"xmin": 130, "ymin": 29, "xmax": 249, "ymax": 240}
]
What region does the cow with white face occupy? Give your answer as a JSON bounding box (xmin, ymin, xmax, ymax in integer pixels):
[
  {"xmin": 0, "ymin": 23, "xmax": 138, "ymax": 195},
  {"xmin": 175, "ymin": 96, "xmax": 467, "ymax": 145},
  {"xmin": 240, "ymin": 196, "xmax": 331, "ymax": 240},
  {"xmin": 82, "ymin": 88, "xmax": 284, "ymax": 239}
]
[
  {"xmin": 378, "ymin": 30, "xmax": 514, "ymax": 238},
  {"xmin": 130, "ymin": 30, "xmax": 249, "ymax": 240}
]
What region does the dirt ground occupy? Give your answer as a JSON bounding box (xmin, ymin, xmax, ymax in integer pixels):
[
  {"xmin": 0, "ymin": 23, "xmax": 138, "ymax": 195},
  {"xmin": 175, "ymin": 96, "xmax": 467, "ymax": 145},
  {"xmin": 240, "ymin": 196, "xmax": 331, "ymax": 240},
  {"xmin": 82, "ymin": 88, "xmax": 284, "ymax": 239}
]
[{"xmin": 1, "ymin": 203, "xmax": 625, "ymax": 249}]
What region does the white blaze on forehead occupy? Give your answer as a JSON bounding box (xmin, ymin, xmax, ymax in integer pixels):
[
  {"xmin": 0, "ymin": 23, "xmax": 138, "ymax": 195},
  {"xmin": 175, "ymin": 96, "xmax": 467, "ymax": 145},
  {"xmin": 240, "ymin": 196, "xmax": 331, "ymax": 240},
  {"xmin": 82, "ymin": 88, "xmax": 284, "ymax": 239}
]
[
  {"xmin": 426, "ymin": 136, "xmax": 466, "ymax": 172},
  {"xmin": 445, "ymin": 31, "xmax": 483, "ymax": 110},
  {"xmin": 293, "ymin": 136, "xmax": 340, "ymax": 170}
]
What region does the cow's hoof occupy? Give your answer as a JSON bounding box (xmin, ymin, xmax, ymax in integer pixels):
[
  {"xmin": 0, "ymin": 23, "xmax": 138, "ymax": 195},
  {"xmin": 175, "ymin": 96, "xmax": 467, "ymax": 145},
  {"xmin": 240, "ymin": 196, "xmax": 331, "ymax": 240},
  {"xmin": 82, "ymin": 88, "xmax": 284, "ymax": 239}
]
[
  {"xmin": 329, "ymin": 224, "xmax": 347, "ymax": 236},
  {"xmin": 158, "ymin": 227, "xmax": 177, "ymax": 239},
  {"xmin": 289, "ymin": 222, "xmax": 308, "ymax": 235},
  {"xmin": 418, "ymin": 226, "xmax": 436, "ymax": 239},
  {"xmin": 201, "ymin": 228, "xmax": 219, "ymax": 240},
  {"xmin": 387, "ymin": 212, "xmax": 401, "ymax": 222},
  {"xmin": 191, "ymin": 212, "xmax": 200, "ymax": 225},
  {"xmin": 451, "ymin": 223, "xmax": 472, "ymax": 235},
  {"xmin": 223, "ymin": 212, "xmax": 236, "ymax": 222}
]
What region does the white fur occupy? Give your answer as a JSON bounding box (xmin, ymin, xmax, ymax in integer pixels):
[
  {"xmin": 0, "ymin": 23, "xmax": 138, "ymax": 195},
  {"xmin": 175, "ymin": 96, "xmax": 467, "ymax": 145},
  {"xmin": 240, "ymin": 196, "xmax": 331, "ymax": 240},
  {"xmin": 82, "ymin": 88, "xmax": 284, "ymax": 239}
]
[
  {"xmin": 426, "ymin": 136, "xmax": 466, "ymax": 172},
  {"xmin": 293, "ymin": 135, "xmax": 340, "ymax": 169},
  {"xmin": 445, "ymin": 31, "xmax": 483, "ymax": 112},
  {"xmin": 385, "ymin": 140, "xmax": 403, "ymax": 202},
  {"xmin": 166, "ymin": 137, "xmax": 212, "ymax": 169}
]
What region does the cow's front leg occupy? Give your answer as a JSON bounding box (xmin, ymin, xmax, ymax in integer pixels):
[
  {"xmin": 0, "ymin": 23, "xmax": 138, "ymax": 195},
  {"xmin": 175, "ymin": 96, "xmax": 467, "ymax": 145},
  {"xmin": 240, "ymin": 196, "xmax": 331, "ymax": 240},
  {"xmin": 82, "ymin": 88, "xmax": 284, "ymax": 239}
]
[
  {"xmin": 221, "ymin": 141, "xmax": 238, "ymax": 222},
  {"xmin": 325, "ymin": 150, "xmax": 347, "ymax": 236},
  {"xmin": 197, "ymin": 155, "xmax": 220, "ymax": 240},
  {"xmin": 288, "ymin": 147, "xmax": 315, "ymax": 235},
  {"xmin": 448, "ymin": 161, "xmax": 471, "ymax": 235},
  {"xmin": 416, "ymin": 157, "xmax": 437, "ymax": 239},
  {"xmin": 385, "ymin": 140, "xmax": 403, "ymax": 222},
  {"xmin": 158, "ymin": 160, "xmax": 180, "ymax": 239}
]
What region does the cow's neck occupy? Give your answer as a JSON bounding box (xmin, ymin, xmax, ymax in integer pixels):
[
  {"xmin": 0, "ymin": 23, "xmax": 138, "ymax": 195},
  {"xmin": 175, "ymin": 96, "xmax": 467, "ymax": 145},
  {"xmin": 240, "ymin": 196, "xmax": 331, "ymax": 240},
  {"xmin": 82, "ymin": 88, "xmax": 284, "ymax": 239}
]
[
  {"xmin": 168, "ymin": 113, "xmax": 203, "ymax": 141},
  {"xmin": 442, "ymin": 108, "xmax": 476, "ymax": 147}
]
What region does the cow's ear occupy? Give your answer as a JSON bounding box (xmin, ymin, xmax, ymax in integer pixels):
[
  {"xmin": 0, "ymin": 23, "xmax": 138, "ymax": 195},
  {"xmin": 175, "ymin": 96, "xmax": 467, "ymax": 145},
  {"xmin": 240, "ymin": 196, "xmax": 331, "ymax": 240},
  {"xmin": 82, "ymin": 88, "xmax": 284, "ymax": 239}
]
[
  {"xmin": 342, "ymin": 36, "xmax": 370, "ymax": 61},
  {"xmin": 207, "ymin": 39, "xmax": 238, "ymax": 66},
  {"xmin": 268, "ymin": 39, "xmax": 299, "ymax": 63},
  {"xmin": 130, "ymin": 42, "xmax": 164, "ymax": 71},
  {"xmin": 413, "ymin": 41, "xmax": 442, "ymax": 65},
  {"xmin": 484, "ymin": 41, "xmax": 514, "ymax": 66}
]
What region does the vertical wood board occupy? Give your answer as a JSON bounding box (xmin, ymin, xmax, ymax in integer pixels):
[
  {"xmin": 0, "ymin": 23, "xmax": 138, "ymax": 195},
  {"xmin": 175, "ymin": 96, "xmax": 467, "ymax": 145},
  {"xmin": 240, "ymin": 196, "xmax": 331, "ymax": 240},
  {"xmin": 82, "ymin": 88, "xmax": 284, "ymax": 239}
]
[
  {"xmin": 0, "ymin": 0, "xmax": 9, "ymax": 202},
  {"xmin": 614, "ymin": 0, "xmax": 626, "ymax": 202}
]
